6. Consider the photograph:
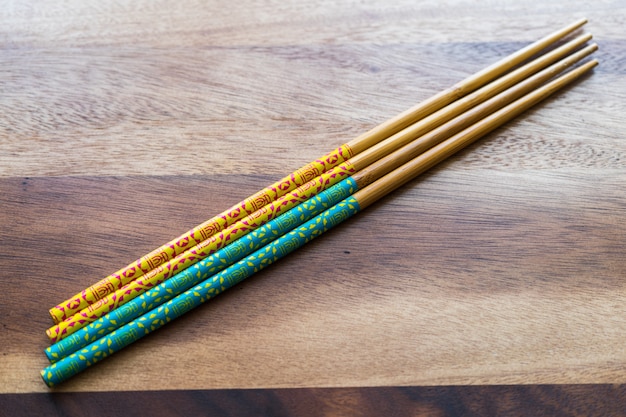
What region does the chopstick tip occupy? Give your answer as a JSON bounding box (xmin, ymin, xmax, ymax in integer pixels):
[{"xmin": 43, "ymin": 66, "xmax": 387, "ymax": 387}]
[{"xmin": 578, "ymin": 59, "xmax": 599, "ymax": 75}]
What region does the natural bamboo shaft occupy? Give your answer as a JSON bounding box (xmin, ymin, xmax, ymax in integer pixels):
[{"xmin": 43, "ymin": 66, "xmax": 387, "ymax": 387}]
[
  {"xmin": 348, "ymin": 34, "xmax": 593, "ymax": 173},
  {"xmin": 352, "ymin": 43, "xmax": 598, "ymax": 188},
  {"xmin": 355, "ymin": 60, "xmax": 598, "ymax": 209},
  {"xmin": 346, "ymin": 18, "xmax": 588, "ymax": 154}
]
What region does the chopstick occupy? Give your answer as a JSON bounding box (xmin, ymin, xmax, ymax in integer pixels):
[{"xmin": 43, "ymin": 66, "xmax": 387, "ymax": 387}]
[
  {"xmin": 45, "ymin": 34, "xmax": 595, "ymax": 344},
  {"xmin": 41, "ymin": 57, "xmax": 598, "ymax": 386},
  {"xmin": 47, "ymin": 19, "xmax": 588, "ymax": 324}
]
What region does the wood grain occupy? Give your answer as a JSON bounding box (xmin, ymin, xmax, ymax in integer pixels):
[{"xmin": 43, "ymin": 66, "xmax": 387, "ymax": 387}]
[{"xmin": 0, "ymin": 0, "xmax": 624, "ymax": 410}]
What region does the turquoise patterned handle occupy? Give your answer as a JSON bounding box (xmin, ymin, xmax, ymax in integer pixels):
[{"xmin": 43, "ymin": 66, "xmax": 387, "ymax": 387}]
[
  {"xmin": 46, "ymin": 178, "xmax": 358, "ymax": 363},
  {"xmin": 41, "ymin": 195, "xmax": 361, "ymax": 387}
]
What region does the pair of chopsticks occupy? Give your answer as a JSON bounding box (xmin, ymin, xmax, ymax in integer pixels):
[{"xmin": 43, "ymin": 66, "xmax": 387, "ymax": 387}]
[{"xmin": 42, "ymin": 19, "xmax": 597, "ymax": 386}]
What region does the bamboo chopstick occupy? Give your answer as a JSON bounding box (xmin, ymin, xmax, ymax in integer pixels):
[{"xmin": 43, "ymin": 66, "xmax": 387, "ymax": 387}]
[
  {"xmin": 41, "ymin": 56, "xmax": 598, "ymax": 386},
  {"xmin": 47, "ymin": 19, "xmax": 588, "ymax": 324},
  {"xmin": 46, "ymin": 42, "xmax": 597, "ymax": 360},
  {"xmin": 45, "ymin": 35, "xmax": 595, "ymax": 344}
]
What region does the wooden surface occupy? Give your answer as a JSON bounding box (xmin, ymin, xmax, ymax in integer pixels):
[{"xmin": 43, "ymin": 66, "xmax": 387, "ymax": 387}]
[{"xmin": 1, "ymin": 0, "xmax": 625, "ymax": 413}]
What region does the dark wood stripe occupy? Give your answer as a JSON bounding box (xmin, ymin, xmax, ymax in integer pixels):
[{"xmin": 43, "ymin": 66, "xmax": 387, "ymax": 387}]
[{"xmin": 1, "ymin": 385, "xmax": 625, "ymax": 416}]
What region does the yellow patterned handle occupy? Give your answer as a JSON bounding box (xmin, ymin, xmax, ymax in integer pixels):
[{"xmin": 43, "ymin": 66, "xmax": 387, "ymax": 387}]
[
  {"xmin": 47, "ymin": 162, "xmax": 356, "ymax": 341},
  {"xmin": 48, "ymin": 145, "xmax": 354, "ymax": 323}
]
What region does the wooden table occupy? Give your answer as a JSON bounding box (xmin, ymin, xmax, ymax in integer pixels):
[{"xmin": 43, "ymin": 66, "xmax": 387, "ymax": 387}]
[{"xmin": 1, "ymin": 1, "xmax": 624, "ymax": 414}]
